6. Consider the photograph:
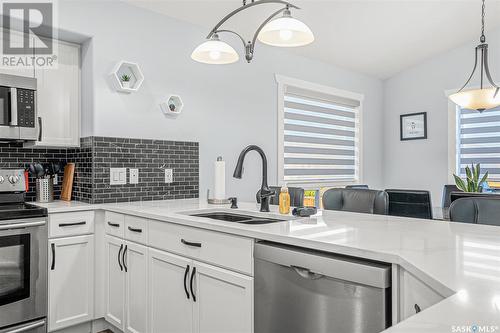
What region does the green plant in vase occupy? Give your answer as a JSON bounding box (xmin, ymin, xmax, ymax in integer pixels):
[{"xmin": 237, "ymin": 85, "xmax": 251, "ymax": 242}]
[
  {"xmin": 453, "ymin": 163, "xmax": 488, "ymax": 192},
  {"xmin": 120, "ymin": 74, "xmax": 131, "ymax": 88}
]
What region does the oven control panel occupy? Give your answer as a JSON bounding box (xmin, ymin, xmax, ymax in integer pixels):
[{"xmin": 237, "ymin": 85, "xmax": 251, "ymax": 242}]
[{"xmin": 0, "ymin": 169, "xmax": 26, "ymax": 192}]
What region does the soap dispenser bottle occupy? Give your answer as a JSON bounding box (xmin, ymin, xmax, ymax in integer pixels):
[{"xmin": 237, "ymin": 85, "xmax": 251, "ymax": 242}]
[{"xmin": 279, "ymin": 185, "xmax": 291, "ymax": 215}]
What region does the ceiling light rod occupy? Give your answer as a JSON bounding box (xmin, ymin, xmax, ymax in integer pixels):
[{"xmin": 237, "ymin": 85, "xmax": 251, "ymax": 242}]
[
  {"xmin": 206, "ymin": 0, "xmax": 299, "ymax": 62},
  {"xmin": 450, "ymin": 0, "xmax": 500, "ymax": 112}
]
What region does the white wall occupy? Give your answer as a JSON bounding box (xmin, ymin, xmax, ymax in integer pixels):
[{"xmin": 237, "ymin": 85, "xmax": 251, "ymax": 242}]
[
  {"xmin": 383, "ymin": 28, "xmax": 500, "ymax": 206},
  {"xmin": 57, "ymin": 1, "xmax": 384, "ymax": 201}
]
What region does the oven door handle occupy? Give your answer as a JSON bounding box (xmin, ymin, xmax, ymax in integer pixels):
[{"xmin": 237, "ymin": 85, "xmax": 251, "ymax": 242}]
[
  {"xmin": 0, "ymin": 221, "xmax": 46, "ymax": 230},
  {"xmin": 5, "ymin": 319, "xmax": 46, "ymax": 333},
  {"xmin": 9, "ymin": 87, "xmax": 18, "ymax": 126}
]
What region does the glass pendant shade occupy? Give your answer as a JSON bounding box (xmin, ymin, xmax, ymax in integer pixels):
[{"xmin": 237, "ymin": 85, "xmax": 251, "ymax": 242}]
[
  {"xmin": 191, "ymin": 36, "xmax": 239, "ymax": 64},
  {"xmin": 258, "ymin": 11, "xmax": 314, "ymax": 47},
  {"xmin": 449, "ymin": 88, "xmax": 500, "ymax": 112}
]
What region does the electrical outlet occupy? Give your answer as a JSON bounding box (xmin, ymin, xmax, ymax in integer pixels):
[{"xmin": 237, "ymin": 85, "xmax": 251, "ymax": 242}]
[
  {"xmin": 164, "ymin": 169, "xmax": 173, "ymax": 184},
  {"xmin": 130, "ymin": 168, "xmax": 139, "ymax": 184}
]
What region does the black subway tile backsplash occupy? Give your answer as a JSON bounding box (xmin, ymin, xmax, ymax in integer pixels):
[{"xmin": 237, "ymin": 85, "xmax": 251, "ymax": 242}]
[{"xmin": 0, "ymin": 136, "xmax": 199, "ymax": 204}]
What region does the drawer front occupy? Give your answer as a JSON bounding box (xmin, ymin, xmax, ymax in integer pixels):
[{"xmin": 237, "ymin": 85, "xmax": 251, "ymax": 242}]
[
  {"xmin": 125, "ymin": 215, "xmax": 149, "ymax": 244},
  {"xmin": 400, "ymin": 269, "xmax": 444, "ymax": 320},
  {"xmin": 149, "ymin": 220, "xmax": 253, "ymax": 275},
  {"xmin": 49, "ymin": 211, "xmax": 95, "ymax": 238},
  {"xmin": 105, "ymin": 212, "xmax": 125, "ymax": 238}
]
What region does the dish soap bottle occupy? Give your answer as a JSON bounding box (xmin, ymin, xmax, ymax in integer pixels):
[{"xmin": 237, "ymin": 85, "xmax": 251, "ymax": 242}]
[{"xmin": 279, "ymin": 185, "xmax": 291, "ymax": 215}]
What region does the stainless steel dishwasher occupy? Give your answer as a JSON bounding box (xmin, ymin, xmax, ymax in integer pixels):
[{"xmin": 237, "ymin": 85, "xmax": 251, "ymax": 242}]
[{"xmin": 255, "ymin": 242, "xmax": 391, "ymax": 333}]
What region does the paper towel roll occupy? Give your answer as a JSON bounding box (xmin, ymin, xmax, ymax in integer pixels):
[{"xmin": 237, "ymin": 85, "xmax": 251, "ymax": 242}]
[{"xmin": 214, "ymin": 157, "xmax": 226, "ymax": 200}]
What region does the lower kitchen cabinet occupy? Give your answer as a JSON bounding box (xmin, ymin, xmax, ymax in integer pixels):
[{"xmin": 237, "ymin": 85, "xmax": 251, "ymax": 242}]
[
  {"xmin": 195, "ymin": 262, "xmax": 253, "ymax": 333},
  {"xmin": 149, "ymin": 248, "xmax": 194, "ymax": 333},
  {"xmin": 104, "ymin": 235, "xmax": 149, "ymax": 333},
  {"xmin": 148, "ymin": 248, "xmax": 253, "ymax": 333},
  {"xmin": 398, "ymin": 268, "xmax": 445, "ymax": 321},
  {"xmin": 48, "ymin": 235, "xmax": 94, "ymax": 332}
]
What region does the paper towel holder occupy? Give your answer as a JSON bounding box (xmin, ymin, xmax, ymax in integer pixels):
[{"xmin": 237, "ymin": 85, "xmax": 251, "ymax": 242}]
[{"xmin": 206, "ymin": 189, "xmax": 231, "ymax": 205}]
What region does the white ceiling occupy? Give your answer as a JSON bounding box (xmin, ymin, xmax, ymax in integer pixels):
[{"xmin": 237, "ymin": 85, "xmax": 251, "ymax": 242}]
[{"xmin": 127, "ymin": 0, "xmax": 500, "ymax": 79}]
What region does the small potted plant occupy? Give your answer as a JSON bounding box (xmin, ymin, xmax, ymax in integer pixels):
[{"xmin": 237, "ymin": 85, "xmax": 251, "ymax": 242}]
[
  {"xmin": 120, "ymin": 74, "xmax": 131, "ymax": 88},
  {"xmin": 453, "ymin": 163, "xmax": 488, "ymax": 193}
]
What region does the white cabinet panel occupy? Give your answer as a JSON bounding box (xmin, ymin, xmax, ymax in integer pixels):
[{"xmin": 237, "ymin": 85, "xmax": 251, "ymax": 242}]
[
  {"xmin": 48, "ymin": 235, "xmax": 94, "ymax": 332},
  {"xmin": 124, "ymin": 241, "xmax": 149, "ymax": 333},
  {"xmin": 194, "ymin": 262, "xmax": 253, "ymax": 333},
  {"xmin": 104, "ymin": 235, "xmax": 125, "ymax": 330},
  {"xmin": 148, "ymin": 248, "xmax": 194, "ymax": 333},
  {"xmin": 399, "ymin": 268, "xmax": 445, "ymax": 321},
  {"xmin": 33, "ymin": 40, "xmax": 80, "ymax": 147}
]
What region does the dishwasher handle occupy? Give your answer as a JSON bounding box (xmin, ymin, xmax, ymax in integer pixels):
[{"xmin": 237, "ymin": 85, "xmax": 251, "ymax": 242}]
[{"xmin": 291, "ymin": 265, "xmax": 324, "ymax": 280}]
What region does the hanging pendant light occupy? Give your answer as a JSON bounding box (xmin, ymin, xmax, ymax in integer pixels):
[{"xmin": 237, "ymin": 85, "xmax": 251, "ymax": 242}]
[
  {"xmin": 191, "ymin": 34, "xmax": 239, "ymax": 64},
  {"xmin": 258, "ymin": 8, "xmax": 314, "ymax": 47},
  {"xmin": 191, "ymin": 0, "xmax": 314, "ymax": 64},
  {"xmin": 449, "ymin": 0, "xmax": 500, "ymax": 112}
]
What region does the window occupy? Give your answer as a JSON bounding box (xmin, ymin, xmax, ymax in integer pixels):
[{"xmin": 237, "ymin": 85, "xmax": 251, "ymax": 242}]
[
  {"xmin": 276, "ymin": 75, "xmax": 363, "ymax": 185},
  {"xmin": 452, "ymin": 105, "xmax": 500, "ymax": 180}
]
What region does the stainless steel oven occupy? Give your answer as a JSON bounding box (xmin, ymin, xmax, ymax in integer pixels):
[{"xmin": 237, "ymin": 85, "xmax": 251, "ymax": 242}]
[
  {"xmin": 0, "ymin": 218, "xmax": 47, "ymax": 333},
  {"xmin": 0, "ymin": 73, "xmax": 37, "ymax": 141}
]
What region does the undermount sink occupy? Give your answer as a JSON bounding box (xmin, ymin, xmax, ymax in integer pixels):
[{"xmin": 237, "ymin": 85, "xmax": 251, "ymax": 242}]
[{"xmin": 190, "ymin": 212, "xmax": 285, "ymax": 225}]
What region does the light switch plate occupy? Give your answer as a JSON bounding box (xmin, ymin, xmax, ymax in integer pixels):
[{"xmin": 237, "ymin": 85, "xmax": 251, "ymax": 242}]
[
  {"xmin": 130, "ymin": 168, "xmax": 139, "ymax": 184},
  {"xmin": 110, "ymin": 168, "xmax": 127, "ymax": 185},
  {"xmin": 164, "ymin": 168, "xmax": 173, "ymax": 184}
]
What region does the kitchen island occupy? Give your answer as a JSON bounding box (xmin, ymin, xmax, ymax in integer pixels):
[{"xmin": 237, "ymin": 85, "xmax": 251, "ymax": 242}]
[{"xmin": 39, "ymin": 199, "xmax": 500, "ymax": 333}]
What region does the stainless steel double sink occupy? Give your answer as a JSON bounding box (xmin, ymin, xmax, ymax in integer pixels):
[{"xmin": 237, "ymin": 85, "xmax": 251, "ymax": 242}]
[{"xmin": 189, "ymin": 212, "xmax": 285, "ymax": 225}]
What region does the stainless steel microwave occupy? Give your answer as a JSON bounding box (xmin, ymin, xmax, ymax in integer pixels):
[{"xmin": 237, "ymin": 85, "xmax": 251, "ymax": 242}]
[{"xmin": 0, "ymin": 73, "xmax": 37, "ymax": 141}]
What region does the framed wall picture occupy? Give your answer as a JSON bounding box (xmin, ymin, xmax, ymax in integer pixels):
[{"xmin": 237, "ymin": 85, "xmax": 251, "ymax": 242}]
[{"xmin": 400, "ymin": 112, "xmax": 427, "ymax": 141}]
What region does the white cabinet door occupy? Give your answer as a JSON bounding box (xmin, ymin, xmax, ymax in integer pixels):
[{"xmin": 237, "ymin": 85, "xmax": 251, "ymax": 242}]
[
  {"xmin": 104, "ymin": 235, "xmax": 125, "ymax": 330},
  {"xmin": 194, "ymin": 262, "xmax": 253, "ymax": 333},
  {"xmin": 124, "ymin": 241, "xmax": 149, "ymax": 333},
  {"xmin": 399, "ymin": 269, "xmax": 445, "ymax": 321},
  {"xmin": 149, "ymin": 248, "xmax": 194, "ymax": 333},
  {"xmin": 48, "ymin": 235, "xmax": 94, "ymax": 332},
  {"xmin": 33, "ymin": 40, "xmax": 80, "ymax": 147}
]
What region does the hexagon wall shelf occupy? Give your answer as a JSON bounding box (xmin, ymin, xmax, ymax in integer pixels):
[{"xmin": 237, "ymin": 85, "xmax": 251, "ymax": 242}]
[
  {"xmin": 160, "ymin": 95, "xmax": 184, "ymax": 118},
  {"xmin": 110, "ymin": 61, "xmax": 144, "ymax": 93}
]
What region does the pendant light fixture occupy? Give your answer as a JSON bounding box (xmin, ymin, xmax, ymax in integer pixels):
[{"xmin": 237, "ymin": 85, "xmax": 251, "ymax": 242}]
[
  {"xmin": 449, "ymin": 0, "xmax": 500, "ymax": 112},
  {"xmin": 191, "ymin": 0, "xmax": 314, "ymax": 64}
]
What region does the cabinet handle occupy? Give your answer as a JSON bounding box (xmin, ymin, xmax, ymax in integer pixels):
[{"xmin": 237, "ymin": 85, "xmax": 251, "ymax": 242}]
[
  {"xmin": 38, "ymin": 116, "xmax": 42, "ymax": 141},
  {"xmin": 128, "ymin": 226, "xmax": 142, "ymax": 233},
  {"xmin": 181, "ymin": 239, "xmax": 202, "ymax": 248},
  {"xmin": 108, "ymin": 222, "xmax": 120, "ymax": 228},
  {"xmin": 414, "ymin": 304, "xmax": 421, "ymax": 313},
  {"xmin": 50, "ymin": 243, "xmax": 55, "ymax": 270},
  {"xmin": 123, "ymin": 245, "xmax": 128, "ymax": 272},
  {"xmin": 118, "ymin": 244, "xmax": 123, "ymax": 271},
  {"xmin": 190, "ymin": 266, "xmax": 196, "ymax": 302},
  {"xmin": 59, "ymin": 221, "xmax": 86, "ymax": 227},
  {"xmin": 184, "ymin": 265, "xmax": 190, "ymax": 300}
]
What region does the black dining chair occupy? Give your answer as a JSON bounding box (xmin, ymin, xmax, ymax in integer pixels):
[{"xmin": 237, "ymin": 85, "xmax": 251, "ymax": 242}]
[
  {"xmin": 442, "ymin": 185, "xmax": 461, "ymax": 208},
  {"xmin": 385, "ymin": 189, "xmax": 433, "ymax": 219},
  {"xmin": 450, "ymin": 197, "xmax": 500, "ymax": 226},
  {"xmin": 256, "ymin": 186, "xmax": 304, "ymax": 207},
  {"xmin": 322, "ymin": 188, "xmax": 388, "ymax": 215},
  {"xmin": 450, "ymin": 191, "xmax": 500, "ymax": 204},
  {"xmin": 345, "ymin": 185, "xmax": 369, "ymax": 189}
]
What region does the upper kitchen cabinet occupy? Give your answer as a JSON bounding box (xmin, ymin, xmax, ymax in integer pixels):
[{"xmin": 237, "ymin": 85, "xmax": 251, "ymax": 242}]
[
  {"xmin": 0, "ymin": 30, "xmax": 81, "ymax": 147},
  {"xmin": 29, "ymin": 39, "xmax": 81, "ymax": 147}
]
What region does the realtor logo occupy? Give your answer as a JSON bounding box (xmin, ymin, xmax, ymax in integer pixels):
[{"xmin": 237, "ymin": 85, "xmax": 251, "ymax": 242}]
[{"xmin": 2, "ymin": 2, "xmax": 53, "ymax": 54}]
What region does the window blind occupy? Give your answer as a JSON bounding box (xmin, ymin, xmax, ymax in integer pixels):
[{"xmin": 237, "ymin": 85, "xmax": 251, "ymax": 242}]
[
  {"xmin": 282, "ymin": 85, "xmax": 360, "ymax": 183},
  {"xmin": 458, "ymin": 106, "xmax": 500, "ymax": 179}
]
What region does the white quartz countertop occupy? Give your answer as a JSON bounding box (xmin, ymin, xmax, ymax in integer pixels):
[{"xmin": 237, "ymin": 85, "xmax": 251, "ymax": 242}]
[{"xmin": 39, "ymin": 199, "xmax": 500, "ymax": 332}]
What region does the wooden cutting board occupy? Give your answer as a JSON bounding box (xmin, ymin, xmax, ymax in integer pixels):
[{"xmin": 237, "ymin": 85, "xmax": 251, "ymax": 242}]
[{"xmin": 61, "ymin": 163, "xmax": 75, "ymax": 201}]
